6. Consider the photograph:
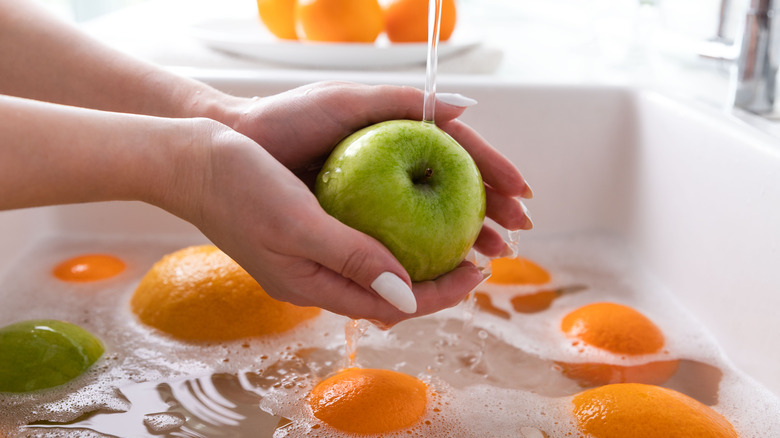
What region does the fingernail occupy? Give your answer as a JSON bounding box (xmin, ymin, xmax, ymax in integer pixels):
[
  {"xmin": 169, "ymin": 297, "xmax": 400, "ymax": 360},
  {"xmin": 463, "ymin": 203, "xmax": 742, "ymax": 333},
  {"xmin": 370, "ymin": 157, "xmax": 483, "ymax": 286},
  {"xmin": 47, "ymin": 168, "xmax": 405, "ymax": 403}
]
[
  {"xmin": 371, "ymin": 272, "xmax": 417, "ymax": 314},
  {"xmin": 499, "ymin": 243, "xmax": 515, "ymax": 258},
  {"xmin": 520, "ymin": 200, "xmax": 534, "ymax": 230},
  {"xmin": 522, "ymin": 182, "xmax": 534, "ymax": 199},
  {"xmin": 437, "ymin": 93, "xmax": 478, "ymax": 108}
]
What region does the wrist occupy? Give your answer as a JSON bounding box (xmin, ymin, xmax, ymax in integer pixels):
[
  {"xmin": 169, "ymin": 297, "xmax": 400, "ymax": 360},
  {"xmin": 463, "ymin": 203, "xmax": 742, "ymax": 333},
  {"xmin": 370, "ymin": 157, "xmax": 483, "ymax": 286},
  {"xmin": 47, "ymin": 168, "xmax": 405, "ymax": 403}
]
[
  {"xmin": 138, "ymin": 117, "xmax": 221, "ymax": 222},
  {"xmin": 180, "ymin": 83, "xmax": 249, "ymax": 130}
]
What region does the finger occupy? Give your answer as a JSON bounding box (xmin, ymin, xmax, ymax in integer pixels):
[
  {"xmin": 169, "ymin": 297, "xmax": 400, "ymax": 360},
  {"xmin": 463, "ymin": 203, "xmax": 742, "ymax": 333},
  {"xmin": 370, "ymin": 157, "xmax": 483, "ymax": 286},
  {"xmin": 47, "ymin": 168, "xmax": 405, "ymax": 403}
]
[
  {"xmin": 367, "ymin": 261, "xmax": 485, "ymax": 326},
  {"xmin": 263, "ymin": 263, "xmax": 408, "ymax": 322},
  {"xmin": 359, "ymin": 84, "xmax": 470, "ymax": 123},
  {"xmin": 473, "ymin": 226, "xmax": 512, "ymax": 258},
  {"xmin": 485, "ymin": 185, "xmax": 533, "ymax": 231},
  {"xmin": 438, "ymin": 119, "xmax": 533, "ymax": 199},
  {"xmin": 317, "ymin": 83, "xmax": 468, "ymax": 131},
  {"xmin": 296, "ymin": 211, "xmax": 419, "ymax": 314},
  {"xmin": 270, "ymin": 259, "xmax": 483, "ymax": 327},
  {"xmin": 412, "ymin": 261, "xmax": 485, "ymax": 315}
]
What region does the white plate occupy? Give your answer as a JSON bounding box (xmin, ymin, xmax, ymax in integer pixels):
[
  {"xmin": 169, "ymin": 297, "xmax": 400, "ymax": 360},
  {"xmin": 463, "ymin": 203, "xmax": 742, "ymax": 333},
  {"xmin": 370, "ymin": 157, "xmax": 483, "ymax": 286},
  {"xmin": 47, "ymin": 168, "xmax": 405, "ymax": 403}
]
[{"xmin": 189, "ymin": 18, "xmax": 481, "ymax": 69}]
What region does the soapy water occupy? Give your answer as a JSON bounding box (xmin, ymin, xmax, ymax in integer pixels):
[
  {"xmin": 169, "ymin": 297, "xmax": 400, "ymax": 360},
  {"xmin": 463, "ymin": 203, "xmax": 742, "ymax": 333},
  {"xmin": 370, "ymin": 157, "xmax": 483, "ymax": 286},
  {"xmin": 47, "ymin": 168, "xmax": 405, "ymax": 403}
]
[{"xmin": 0, "ymin": 233, "xmax": 779, "ymax": 437}]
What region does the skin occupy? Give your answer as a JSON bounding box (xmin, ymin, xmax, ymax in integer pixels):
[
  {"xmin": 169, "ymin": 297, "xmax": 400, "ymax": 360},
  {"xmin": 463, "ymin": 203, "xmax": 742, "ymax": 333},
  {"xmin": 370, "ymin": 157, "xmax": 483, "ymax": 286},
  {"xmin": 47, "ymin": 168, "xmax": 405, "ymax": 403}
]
[{"xmin": 0, "ymin": 0, "xmax": 532, "ymax": 326}]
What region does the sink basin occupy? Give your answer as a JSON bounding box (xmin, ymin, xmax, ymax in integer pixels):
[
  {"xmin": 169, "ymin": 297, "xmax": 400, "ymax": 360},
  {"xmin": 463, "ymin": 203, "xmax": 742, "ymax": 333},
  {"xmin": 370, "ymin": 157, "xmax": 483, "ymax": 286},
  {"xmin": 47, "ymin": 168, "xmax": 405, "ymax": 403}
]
[{"xmin": 1, "ymin": 78, "xmax": 778, "ymax": 433}]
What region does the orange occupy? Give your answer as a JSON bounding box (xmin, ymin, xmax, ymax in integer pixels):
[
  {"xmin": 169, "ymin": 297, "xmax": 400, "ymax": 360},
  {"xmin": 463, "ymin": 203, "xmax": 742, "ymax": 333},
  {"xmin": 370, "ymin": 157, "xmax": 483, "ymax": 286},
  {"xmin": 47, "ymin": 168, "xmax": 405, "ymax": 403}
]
[
  {"xmin": 257, "ymin": 0, "xmax": 298, "ymax": 40},
  {"xmin": 309, "ymin": 368, "xmax": 428, "ymax": 434},
  {"xmin": 558, "ymin": 302, "xmax": 679, "ymax": 387},
  {"xmin": 561, "ymin": 302, "xmax": 664, "ymax": 355},
  {"xmin": 572, "ymin": 383, "xmax": 739, "ymax": 438},
  {"xmin": 296, "ymin": 0, "xmax": 384, "ymax": 43},
  {"xmin": 130, "ymin": 245, "xmax": 320, "ymax": 341},
  {"xmin": 486, "ymin": 256, "xmax": 551, "ymax": 286},
  {"xmin": 384, "ymin": 0, "xmax": 457, "ymax": 43},
  {"xmin": 53, "ymin": 254, "xmax": 125, "ymax": 282}
]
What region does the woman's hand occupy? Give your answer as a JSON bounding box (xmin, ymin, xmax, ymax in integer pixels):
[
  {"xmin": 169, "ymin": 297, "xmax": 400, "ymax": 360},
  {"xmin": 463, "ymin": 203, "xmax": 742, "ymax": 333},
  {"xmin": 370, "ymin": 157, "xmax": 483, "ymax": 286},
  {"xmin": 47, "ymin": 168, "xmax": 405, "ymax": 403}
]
[
  {"xmin": 215, "ymin": 82, "xmax": 533, "ymax": 258},
  {"xmin": 177, "ymin": 120, "xmax": 486, "ymax": 326}
]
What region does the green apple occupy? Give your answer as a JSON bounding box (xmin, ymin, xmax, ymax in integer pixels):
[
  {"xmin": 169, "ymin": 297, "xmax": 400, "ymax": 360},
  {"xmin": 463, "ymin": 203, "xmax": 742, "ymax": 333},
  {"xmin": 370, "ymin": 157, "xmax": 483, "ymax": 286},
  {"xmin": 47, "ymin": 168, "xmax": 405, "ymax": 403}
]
[
  {"xmin": 0, "ymin": 319, "xmax": 104, "ymax": 392},
  {"xmin": 315, "ymin": 119, "xmax": 486, "ymax": 281}
]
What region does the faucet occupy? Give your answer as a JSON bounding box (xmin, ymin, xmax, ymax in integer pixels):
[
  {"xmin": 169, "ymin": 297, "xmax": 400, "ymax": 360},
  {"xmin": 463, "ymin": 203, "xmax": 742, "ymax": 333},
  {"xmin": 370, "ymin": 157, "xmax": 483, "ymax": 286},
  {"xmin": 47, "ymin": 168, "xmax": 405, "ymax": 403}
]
[{"xmin": 729, "ymin": 0, "xmax": 778, "ymax": 114}]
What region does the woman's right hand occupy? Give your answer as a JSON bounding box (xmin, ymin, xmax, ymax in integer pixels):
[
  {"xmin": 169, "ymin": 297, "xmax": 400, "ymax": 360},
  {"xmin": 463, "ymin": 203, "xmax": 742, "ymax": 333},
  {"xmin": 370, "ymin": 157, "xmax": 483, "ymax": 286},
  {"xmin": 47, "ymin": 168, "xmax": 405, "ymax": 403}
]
[{"xmin": 172, "ymin": 119, "xmax": 485, "ymax": 327}]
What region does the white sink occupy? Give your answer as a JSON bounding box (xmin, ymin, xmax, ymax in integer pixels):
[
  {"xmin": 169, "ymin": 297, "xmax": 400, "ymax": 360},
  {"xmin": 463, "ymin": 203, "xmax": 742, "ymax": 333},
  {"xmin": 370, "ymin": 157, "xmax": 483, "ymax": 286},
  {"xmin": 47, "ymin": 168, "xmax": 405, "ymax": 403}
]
[{"xmin": 1, "ymin": 77, "xmax": 779, "ymax": 403}]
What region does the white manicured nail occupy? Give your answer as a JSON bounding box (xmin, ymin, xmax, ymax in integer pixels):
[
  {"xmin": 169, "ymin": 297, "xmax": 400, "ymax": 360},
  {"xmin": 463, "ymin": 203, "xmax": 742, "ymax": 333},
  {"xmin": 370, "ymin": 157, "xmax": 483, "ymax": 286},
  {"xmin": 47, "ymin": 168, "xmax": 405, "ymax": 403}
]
[
  {"xmin": 371, "ymin": 272, "xmax": 417, "ymax": 314},
  {"xmin": 437, "ymin": 93, "xmax": 478, "ymax": 107}
]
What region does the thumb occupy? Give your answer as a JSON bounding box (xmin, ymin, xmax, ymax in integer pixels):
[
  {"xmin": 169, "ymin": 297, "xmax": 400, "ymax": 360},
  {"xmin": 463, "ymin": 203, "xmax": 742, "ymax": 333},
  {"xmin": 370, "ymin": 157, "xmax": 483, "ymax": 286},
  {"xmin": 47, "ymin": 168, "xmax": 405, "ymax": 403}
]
[{"xmin": 302, "ymin": 213, "xmax": 418, "ymax": 314}]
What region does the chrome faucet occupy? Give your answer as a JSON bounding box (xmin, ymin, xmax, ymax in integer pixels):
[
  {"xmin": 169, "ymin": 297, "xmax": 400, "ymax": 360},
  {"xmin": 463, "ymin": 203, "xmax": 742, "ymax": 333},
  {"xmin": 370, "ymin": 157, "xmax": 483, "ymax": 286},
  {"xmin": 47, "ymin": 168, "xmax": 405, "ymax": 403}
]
[{"xmin": 729, "ymin": 0, "xmax": 778, "ymax": 114}]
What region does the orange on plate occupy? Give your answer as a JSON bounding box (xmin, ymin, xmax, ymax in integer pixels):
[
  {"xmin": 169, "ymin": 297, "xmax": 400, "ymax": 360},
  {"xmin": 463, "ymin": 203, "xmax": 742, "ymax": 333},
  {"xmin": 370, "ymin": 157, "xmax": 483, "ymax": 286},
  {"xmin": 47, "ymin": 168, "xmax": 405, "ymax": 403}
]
[
  {"xmin": 130, "ymin": 245, "xmax": 320, "ymax": 341},
  {"xmin": 257, "ymin": 0, "xmax": 298, "ymax": 40},
  {"xmin": 296, "ymin": 0, "xmax": 384, "ymax": 43},
  {"xmin": 572, "ymin": 383, "xmax": 738, "ymax": 438},
  {"xmin": 52, "ymin": 254, "xmax": 125, "ymax": 282},
  {"xmin": 384, "ymin": 0, "xmax": 457, "ymax": 43},
  {"xmin": 309, "ymin": 368, "xmax": 428, "ymax": 434}
]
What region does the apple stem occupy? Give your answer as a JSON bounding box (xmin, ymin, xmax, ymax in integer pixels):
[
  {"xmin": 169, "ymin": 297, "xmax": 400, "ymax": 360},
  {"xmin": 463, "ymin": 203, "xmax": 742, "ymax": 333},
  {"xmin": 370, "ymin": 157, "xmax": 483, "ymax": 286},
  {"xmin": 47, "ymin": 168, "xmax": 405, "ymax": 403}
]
[{"xmin": 413, "ymin": 167, "xmax": 435, "ymax": 186}]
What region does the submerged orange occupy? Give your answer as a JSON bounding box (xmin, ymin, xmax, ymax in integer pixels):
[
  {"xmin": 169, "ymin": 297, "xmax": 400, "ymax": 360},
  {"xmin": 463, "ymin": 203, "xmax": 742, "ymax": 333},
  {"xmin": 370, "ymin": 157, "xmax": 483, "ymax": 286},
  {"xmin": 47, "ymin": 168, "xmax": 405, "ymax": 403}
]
[{"xmin": 53, "ymin": 254, "xmax": 125, "ymax": 282}]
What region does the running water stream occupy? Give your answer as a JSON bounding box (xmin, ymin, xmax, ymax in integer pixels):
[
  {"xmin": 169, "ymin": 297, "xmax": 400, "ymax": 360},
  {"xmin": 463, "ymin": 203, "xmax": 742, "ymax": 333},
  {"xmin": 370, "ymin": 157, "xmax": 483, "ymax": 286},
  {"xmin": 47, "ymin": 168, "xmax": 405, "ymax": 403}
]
[{"xmin": 422, "ymin": 0, "xmax": 443, "ymax": 123}]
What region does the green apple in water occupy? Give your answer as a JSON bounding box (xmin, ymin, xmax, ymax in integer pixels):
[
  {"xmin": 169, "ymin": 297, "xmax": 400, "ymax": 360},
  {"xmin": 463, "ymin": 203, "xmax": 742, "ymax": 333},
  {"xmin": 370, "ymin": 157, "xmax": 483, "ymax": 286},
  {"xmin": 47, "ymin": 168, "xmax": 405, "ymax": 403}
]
[
  {"xmin": 0, "ymin": 319, "xmax": 104, "ymax": 392},
  {"xmin": 315, "ymin": 119, "xmax": 486, "ymax": 282}
]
